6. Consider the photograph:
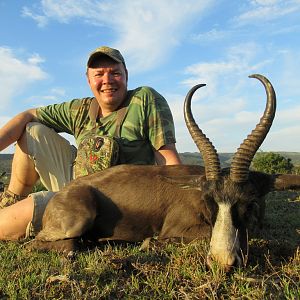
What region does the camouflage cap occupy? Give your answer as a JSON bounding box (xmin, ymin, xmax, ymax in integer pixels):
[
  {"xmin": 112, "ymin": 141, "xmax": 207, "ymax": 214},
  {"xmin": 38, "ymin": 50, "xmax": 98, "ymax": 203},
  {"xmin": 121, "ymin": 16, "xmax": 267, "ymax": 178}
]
[{"xmin": 87, "ymin": 46, "xmax": 126, "ymax": 68}]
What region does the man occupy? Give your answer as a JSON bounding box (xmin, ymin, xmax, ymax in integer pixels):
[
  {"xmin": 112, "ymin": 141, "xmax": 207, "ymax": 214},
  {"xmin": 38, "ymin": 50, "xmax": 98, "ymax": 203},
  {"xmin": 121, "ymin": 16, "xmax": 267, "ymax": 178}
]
[{"xmin": 0, "ymin": 46, "xmax": 181, "ymax": 240}]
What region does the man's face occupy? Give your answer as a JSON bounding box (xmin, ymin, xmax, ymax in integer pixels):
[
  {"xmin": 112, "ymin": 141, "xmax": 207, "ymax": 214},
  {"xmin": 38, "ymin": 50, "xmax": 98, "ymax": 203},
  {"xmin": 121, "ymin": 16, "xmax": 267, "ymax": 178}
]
[{"xmin": 87, "ymin": 56, "xmax": 128, "ymax": 114}]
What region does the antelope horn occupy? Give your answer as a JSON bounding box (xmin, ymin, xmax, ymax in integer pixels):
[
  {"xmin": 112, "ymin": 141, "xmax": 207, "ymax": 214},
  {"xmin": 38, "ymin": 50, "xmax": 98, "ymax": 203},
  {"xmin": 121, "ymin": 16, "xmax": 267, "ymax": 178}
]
[
  {"xmin": 230, "ymin": 74, "xmax": 276, "ymax": 183},
  {"xmin": 184, "ymin": 84, "xmax": 221, "ymax": 181}
]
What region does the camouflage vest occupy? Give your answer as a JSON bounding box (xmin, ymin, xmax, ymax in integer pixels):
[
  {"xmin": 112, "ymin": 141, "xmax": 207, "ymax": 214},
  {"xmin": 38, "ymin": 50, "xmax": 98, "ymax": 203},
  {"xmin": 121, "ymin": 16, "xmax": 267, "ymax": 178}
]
[{"xmin": 74, "ymin": 100, "xmax": 127, "ymax": 178}]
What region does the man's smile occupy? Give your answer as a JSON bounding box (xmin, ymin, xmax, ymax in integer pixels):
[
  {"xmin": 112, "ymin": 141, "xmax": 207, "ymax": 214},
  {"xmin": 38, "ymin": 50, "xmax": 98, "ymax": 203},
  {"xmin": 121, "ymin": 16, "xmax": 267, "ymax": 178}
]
[{"xmin": 101, "ymin": 88, "xmax": 118, "ymax": 93}]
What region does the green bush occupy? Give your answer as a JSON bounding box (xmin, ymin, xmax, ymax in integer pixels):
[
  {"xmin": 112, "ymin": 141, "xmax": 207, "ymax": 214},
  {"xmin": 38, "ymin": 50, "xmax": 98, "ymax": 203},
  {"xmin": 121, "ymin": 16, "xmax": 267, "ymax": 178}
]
[
  {"xmin": 251, "ymin": 152, "xmax": 294, "ymax": 174},
  {"xmin": 293, "ymin": 165, "xmax": 300, "ymax": 175}
]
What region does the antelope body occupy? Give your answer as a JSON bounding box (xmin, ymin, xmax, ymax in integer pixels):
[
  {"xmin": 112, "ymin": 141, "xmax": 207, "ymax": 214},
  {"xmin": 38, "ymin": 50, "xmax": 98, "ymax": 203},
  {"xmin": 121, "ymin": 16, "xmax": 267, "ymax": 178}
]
[{"xmin": 31, "ymin": 75, "xmax": 300, "ymax": 270}]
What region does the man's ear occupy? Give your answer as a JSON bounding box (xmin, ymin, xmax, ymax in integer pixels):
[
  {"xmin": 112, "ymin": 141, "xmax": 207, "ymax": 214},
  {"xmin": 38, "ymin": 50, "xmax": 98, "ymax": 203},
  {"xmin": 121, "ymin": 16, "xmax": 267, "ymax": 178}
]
[{"xmin": 86, "ymin": 69, "xmax": 91, "ymax": 85}]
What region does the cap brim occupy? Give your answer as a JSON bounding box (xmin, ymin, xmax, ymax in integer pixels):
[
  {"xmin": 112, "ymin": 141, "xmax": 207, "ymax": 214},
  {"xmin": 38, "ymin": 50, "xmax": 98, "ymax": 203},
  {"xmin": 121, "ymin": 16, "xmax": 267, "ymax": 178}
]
[{"xmin": 87, "ymin": 52, "xmax": 123, "ymax": 67}]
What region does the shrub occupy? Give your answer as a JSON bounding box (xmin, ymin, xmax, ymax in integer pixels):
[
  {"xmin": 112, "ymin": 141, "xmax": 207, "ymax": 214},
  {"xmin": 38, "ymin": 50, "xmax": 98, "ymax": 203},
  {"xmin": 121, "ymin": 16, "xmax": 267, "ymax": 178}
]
[
  {"xmin": 293, "ymin": 165, "xmax": 300, "ymax": 175},
  {"xmin": 251, "ymin": 152, "xmax": 294, "ymax": 174}
]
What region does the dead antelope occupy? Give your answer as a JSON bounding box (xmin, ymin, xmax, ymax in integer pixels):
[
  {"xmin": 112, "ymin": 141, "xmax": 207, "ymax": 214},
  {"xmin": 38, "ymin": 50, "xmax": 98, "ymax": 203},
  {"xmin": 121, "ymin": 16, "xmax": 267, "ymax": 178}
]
[{"xmin": 30, "ymin": 74, "xmax": 300, "ymax": 271}]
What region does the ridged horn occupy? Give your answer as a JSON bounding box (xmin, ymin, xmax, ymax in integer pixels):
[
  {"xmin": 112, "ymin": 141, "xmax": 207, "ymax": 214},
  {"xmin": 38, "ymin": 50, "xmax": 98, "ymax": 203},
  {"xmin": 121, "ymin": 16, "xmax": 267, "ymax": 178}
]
[
  {"xmin": 230, "ymin": 74, "xmax": 276, "ymax": 183},
  {"xmin": 184, "ymin": 84, "xmax": 221, "ymax": 181}
]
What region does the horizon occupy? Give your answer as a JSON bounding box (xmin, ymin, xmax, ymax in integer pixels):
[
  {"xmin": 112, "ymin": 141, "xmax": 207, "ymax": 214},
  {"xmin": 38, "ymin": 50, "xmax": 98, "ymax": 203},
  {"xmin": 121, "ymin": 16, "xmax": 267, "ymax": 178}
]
[{"xmin": 1, "ymin": 1, "xmax": 299, "ymax": 154}]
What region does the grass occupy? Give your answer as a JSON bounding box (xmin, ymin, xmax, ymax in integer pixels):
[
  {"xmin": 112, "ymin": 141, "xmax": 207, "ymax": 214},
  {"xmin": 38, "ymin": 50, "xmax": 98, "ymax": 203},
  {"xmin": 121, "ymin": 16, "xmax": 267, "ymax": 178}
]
[{"xmin": 0, "ymin": 190, "xmax": 299, "ymax": 299}]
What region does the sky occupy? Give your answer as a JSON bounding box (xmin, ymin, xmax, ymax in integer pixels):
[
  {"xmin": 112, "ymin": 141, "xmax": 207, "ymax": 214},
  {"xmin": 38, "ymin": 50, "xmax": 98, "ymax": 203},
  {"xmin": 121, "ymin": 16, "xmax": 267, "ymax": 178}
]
[{"xmin": 0, "ymin": 0, "xmax": 300, "ymax": 154}]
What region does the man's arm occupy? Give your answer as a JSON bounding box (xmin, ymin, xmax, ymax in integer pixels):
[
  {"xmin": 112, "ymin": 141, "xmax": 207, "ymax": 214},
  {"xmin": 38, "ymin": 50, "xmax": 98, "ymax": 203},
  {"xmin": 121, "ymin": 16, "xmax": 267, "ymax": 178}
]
[
  {"xmin": 154, "ymin": 143, "xmax": 182, "ymax": 165},
  {"xmin": 0, "ymin": 109, "xmax": 38, "ymax": 151}
]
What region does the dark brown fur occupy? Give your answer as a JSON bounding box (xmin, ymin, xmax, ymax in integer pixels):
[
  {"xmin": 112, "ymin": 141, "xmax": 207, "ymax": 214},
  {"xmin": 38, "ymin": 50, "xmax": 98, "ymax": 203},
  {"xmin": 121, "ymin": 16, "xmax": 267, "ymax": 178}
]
[{"xmin": 29, "ymin": 164, "xmax": 300, "ymax": 269}]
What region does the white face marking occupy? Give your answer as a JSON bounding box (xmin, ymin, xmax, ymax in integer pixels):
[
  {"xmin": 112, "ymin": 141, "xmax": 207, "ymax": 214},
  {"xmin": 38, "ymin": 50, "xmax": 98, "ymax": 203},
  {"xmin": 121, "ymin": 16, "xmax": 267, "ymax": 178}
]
[{"xmin": 208, "ymin": 202, "xmax": 241, "ymax": 267}]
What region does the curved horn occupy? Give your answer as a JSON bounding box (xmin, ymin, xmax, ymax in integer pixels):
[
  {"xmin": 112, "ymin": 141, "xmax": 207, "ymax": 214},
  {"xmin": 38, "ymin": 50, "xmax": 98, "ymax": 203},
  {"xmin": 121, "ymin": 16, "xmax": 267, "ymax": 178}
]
[
  {"xmin": 184, "ymin": 84, "xmax": 221, "ymax": 181},
  {"xmin": 230, "ymin": 74, "xmax": 276, "ymax": 183}
]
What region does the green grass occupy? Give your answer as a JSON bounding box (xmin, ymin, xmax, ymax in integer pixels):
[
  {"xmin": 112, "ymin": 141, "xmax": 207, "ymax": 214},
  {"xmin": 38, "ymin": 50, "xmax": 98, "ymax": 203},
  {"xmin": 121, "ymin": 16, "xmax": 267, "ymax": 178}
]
[{"xmin": 0, "ymin": 191, "xmax": 299, "ymax": 299}]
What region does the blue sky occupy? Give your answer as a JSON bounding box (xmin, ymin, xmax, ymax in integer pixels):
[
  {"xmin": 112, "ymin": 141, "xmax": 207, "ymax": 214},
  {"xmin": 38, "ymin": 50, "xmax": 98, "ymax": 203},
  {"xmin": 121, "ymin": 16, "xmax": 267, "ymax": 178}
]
[{"xmin": 1, "ymin": 0, "xmax": 300, "ymax": 154}]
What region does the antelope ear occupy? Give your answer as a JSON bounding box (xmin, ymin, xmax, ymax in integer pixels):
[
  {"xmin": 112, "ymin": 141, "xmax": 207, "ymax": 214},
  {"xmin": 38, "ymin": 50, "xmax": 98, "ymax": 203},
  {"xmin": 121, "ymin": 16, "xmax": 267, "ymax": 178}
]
[
  {"xmin": 158, "ymin": 175, "xmax": 205, "ymax": 191},
  {"xmin": 248, "ymin": 171, "xmax": 273, "ymax": 196}
]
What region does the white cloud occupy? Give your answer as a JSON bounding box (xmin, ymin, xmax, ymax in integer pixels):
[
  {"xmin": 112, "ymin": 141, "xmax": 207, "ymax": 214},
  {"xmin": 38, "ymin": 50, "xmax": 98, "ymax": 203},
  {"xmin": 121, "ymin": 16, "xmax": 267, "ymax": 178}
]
[
  {"xmin": 234, "ymin": 0, "xmax": 300, "ymax": 25},
  {"xmin": 27, "ymin": 53, "xmax": 45, "ymax": 65},
  {"xmin": 191, "ymin": 29, "xmax": 229, "ymax": 43},
  {"xmin": 252, "ymin": 0, "xmax": 279, "ymax": 5},
  {"xmin": 182, "ymin": 61, "xmax": 238, "ymax": 99},
  {"xmin": 168, "ymin": 88, "xmax": 265, "ymax": 153},
  {"xmin": 22, "ymin": 6, "xmax": 48, "ymax": 28},
  {"xmin": 23, "ymin": 87, "xmax": 67, "ymax": 108},
  {"xmin": 276, "ymin": 50, "xmax": 300, "ymax": 99},
  {"xmin": 50, "ymin": 87, "xmax": 66, "ymax": 97},
  {"xmin": 174, "ymin": 87, "xmax": 300, "ymax": 153},
  {"xmin": 275, "ymin": 105, "xmax": 300, "ymax": 125},
  {"xmin": 14, "ymin": 0, "xmax": 300, "ymax": 154},
  {"xmin": 175, "ymin": 105, "xmax": 300, "ymax": 153},
  {"xmin": 0, "ymin": 47, "xmax": 47, "ymax": 110},
  {"xmin": 22, "ymin": 0, "xmax": 214, "ymax": 72},
  {"xmin": 181, "ymin": 42, "xmax": 272, "ymax": 99},
  {"xmin": 173, "ymin": 40, "xmax": 300, "ymax": 153},
  {"xmin": 262, "ymin": 125, "xmax": 300, "ymax": 152}
]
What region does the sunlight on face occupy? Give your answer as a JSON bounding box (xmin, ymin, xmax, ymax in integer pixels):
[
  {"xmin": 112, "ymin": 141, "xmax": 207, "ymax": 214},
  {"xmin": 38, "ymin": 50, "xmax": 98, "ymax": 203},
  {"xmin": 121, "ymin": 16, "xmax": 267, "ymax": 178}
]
[{"xmin": 87, "ymin": 56, "xmax": 128, "ymax": 116}]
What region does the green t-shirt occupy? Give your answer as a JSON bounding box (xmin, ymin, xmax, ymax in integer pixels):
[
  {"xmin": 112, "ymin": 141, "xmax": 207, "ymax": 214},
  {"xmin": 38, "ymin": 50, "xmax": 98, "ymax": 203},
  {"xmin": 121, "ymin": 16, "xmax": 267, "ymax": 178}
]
[{"xmin": 36, "ymin": 86, "xmax": 176, "ymax": 165}]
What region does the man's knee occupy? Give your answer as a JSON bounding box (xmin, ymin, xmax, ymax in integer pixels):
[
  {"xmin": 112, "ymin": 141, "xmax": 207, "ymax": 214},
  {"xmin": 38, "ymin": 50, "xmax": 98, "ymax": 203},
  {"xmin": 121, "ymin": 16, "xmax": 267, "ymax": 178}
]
[
  {"xmin": 15, "ymin": 122, "xmax": 51, "ymax": 154},
  {"xmin": 0, "ymin": 197, "xmax": 34, "ymax": 240},
  {"xmin": 25, "ymin": 122, "xmax": 63, "ymax": 158},
  {"xmin": 22, "ymin": 122, "xmax": 74, "ymax": 190},
  {"xmin": 26, "ymin": 122, "xmax": 54, "ymax": 140}
]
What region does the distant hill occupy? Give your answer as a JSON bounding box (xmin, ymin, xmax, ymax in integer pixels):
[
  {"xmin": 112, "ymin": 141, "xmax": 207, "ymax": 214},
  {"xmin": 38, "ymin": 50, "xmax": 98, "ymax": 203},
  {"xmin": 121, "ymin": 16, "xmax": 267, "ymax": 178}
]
[
  {"xmin": 179, "ymin": 152, "xmax": 234, "ymax": 168},
  {"xmin": 179, "ymin": 152, "xmax": 300, "ymax": 167},
  {"xmin": 1, "ymin": 152, "xmax": 299, "ymax": 175}
]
